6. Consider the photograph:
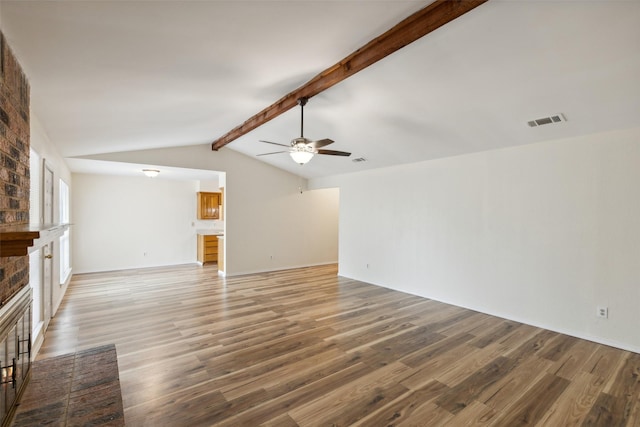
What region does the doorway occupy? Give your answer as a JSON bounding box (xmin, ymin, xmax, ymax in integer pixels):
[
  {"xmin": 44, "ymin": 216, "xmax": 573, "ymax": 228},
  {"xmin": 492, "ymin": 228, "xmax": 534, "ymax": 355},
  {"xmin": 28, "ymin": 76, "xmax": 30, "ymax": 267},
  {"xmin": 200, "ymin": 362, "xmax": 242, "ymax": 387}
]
[{"xmin": 42, "ymin": 161, "xmax": 54, "ymax": 331}]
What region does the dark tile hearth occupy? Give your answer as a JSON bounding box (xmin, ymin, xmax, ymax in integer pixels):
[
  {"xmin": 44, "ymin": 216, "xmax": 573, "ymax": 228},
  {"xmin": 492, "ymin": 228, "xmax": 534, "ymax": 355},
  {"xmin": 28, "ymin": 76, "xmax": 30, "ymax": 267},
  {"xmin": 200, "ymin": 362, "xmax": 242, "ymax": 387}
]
[{"xmin": 11, "ymin": 344, "xmax": 124, "ymax": 427}]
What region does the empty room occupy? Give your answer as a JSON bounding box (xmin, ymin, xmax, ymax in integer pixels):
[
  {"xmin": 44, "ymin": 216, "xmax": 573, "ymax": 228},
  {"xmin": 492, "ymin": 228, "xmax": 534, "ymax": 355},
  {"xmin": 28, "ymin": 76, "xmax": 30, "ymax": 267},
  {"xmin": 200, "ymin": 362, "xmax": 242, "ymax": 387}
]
[{"xmin": 0, "ymin": 0, "xmax": 639, "ymax": 425}]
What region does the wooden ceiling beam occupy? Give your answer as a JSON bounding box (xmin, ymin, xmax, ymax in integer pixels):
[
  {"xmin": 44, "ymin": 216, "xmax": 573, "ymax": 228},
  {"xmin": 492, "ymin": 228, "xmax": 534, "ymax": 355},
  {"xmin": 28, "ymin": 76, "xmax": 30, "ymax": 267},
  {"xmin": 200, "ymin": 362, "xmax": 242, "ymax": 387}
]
[{"xmin": 211, "ymin": 0, "xmax": 488, "ymax": 151}]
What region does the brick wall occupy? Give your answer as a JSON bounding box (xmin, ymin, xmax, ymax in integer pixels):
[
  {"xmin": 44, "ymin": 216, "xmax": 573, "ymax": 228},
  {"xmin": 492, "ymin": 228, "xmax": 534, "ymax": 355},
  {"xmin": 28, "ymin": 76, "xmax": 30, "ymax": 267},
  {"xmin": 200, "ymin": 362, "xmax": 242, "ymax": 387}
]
[{"xmin": 0, "ymin": 31, "xmax": 31, "ymax": 305}]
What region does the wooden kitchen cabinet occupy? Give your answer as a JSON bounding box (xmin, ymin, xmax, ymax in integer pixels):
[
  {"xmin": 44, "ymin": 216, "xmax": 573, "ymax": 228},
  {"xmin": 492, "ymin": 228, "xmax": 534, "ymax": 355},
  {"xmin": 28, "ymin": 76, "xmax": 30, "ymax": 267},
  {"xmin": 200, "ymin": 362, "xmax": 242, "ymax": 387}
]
[
  {"xmin": 197, "ymin": 192, "xmax": 221, "ymax": 220},
  {"xmin": 217, "ymin": 236, "xmax": 225, "ymax": 272},
  {"xmin": 197, "ymin": 234, "xmax": 218, "ymax": 264}
]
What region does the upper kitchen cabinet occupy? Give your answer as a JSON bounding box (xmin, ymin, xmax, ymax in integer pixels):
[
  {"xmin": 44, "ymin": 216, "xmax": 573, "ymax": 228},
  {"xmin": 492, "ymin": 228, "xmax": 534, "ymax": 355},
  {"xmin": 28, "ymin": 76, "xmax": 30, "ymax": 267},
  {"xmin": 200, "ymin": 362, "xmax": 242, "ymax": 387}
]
[{"xmin": 197, "ymin": 192, "xmax": 221, "ymax": 220}]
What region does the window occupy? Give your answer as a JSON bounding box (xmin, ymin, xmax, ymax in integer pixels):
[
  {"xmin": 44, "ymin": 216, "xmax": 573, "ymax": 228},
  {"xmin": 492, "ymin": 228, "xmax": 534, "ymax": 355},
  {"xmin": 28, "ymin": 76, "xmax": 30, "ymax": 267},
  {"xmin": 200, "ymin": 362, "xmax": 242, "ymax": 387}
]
[{"xmin": 59, "ymin": 179, "xmax": 71, "ymax": 283}]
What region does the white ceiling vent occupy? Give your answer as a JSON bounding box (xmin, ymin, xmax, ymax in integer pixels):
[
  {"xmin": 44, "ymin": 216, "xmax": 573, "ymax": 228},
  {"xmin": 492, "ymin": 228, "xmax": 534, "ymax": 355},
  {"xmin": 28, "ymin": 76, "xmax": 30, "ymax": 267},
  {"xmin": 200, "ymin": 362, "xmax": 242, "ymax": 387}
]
[{"xmin": 527, "ymin": 113, "xmax": 566, "ymax": 128}]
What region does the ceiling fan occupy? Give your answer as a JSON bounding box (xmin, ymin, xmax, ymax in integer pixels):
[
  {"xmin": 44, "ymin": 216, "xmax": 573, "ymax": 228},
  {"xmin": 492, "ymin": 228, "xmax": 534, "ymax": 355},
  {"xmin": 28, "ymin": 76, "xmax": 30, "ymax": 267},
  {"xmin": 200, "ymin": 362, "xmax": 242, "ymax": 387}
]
[{"xmin": 257, "ymin": 97, "xmax": 351, "ymax": 165}]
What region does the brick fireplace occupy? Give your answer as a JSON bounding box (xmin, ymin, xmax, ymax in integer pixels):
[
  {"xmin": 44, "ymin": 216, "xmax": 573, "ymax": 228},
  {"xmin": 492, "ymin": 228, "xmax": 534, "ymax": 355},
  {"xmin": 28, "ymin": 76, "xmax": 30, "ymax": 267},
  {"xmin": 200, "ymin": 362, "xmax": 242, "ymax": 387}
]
[
  {"xmin": 0, "ymin": 287, "xmax": 31, "ymax": 426},
  {"xmin": 0, "ymin": 31, "xmax": 31, "ymax": 305},
  {"xmin": 0, "ymin": 30, "xmax": 33, "ymax": 427}
]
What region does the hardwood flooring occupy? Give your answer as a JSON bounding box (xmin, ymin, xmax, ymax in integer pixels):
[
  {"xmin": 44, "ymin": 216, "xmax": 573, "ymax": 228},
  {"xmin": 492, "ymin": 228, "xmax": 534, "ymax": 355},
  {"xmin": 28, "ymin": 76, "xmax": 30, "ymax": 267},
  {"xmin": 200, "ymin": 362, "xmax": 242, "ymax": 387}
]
[{"xmin": 37, "ymin": 264, "xmax": 640, "ymax": 426}]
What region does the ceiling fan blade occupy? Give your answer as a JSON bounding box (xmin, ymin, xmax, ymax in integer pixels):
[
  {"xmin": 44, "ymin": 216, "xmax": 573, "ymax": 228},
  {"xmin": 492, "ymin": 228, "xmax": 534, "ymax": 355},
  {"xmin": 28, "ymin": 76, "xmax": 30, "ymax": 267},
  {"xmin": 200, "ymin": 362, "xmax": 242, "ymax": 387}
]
[
  {"xmin": 308, "ymin": 138, "xmax": 334, "ymax": 149},
  {"xmin": 317, "ymin": 149, "xmax": 351, "ymax": 157},
  {"xmin": 259, "ymin": 140, "xmax": 291, "ymax": 148},
  {"xmin": 256, "ymin": 151, "xmax": 289, "ymax": 156}
]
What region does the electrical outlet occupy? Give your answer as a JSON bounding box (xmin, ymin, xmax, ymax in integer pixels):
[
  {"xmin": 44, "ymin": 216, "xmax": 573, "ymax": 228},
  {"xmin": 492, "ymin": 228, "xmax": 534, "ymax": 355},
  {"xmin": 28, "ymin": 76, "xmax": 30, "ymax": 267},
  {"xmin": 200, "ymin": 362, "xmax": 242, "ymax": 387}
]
[{"xmin": 597, "ymin": 306, "xmax": 608, "ymax": 318}]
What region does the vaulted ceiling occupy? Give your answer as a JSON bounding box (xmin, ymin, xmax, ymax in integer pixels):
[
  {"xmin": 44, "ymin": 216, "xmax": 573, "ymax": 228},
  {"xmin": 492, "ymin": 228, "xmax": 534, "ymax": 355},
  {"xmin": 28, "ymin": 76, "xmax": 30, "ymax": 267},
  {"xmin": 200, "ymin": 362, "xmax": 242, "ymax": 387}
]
[{"xmin": 1, "ymin": 0, "xmax": 639, "ymax": 179}]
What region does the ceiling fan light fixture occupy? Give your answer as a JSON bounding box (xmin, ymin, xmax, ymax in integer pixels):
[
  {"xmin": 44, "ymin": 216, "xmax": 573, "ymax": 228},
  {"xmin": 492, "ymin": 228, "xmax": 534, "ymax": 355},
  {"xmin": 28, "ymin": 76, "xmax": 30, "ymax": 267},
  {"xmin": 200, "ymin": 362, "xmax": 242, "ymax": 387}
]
[
  {"xmin": 257, "ymin": 98, "xmax": 349, "ymax": 164},
  {"xmin": 290, "ymin": 139, "xmax": 315, "ymax": 165},
  {"xmin": 290, "ymin": 151, "xmax": 314, "ymax": 165}
]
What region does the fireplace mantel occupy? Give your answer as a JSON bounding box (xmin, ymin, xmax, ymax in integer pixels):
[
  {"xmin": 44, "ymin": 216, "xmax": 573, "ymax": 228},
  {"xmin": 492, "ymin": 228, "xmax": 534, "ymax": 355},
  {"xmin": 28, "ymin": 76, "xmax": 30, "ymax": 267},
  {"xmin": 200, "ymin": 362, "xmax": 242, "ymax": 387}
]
[{"xmin": 0, "ymin": 224, "xmax": 70, "ymax": 257}]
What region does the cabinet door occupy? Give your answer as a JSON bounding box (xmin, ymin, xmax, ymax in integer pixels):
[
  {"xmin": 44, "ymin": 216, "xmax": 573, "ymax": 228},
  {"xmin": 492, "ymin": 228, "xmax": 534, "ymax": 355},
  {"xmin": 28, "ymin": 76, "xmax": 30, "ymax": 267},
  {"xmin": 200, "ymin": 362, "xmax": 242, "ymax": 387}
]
[
  {"xmin": 197, "ymin": 235, "xmax": 219, "ymax": 263},
  {"xmin": 197, "ymin": 192, "xmax": 220, "ymax": 219},
  {"xmin": 204, "ymin": 236, "xmax": 218, "ymax": 258}
]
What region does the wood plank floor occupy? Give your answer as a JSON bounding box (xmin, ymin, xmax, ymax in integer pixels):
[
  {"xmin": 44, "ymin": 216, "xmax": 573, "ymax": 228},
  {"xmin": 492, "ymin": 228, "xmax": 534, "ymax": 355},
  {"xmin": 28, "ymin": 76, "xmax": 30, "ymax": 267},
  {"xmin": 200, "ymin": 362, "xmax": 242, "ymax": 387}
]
[{"xmin": 37, "ymin": 264, "xmax": 640, "ymax": 426}]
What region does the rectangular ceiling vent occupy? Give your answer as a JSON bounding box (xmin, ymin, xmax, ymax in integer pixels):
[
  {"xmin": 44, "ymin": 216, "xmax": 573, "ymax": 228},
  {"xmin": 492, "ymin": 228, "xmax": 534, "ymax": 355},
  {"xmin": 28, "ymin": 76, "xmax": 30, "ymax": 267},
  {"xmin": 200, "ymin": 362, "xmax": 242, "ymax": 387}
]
[
  {"xmin": 352, "ymin": 157, "xmax": 367, "ymax": 163},
  {"xmin": 527, "ymin": 113, "xmax": 566, "ymax": 128}
]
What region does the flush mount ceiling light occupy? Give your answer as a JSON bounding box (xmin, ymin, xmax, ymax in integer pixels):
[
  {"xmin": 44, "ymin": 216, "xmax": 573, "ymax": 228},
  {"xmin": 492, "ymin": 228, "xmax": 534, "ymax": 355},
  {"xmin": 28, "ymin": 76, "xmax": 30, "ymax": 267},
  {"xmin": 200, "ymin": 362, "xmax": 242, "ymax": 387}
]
[{"xmin": 142, "ymin": 169, "xmax": 160, "ymax": 178}]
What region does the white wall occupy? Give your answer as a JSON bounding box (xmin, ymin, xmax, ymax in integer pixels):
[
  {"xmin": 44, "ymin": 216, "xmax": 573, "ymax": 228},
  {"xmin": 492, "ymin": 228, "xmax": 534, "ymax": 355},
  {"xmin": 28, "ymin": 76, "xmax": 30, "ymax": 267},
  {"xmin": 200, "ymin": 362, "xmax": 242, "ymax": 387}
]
[
  {"xmin": 310, "ymin": 127, "xmax": 640, "ymax": 353},
  {"xmin": 30, "ymin": 114, "xmax": 74, "ymax": 355},
  {"xmin": 72, "ymin": 174, "xmax": 199, "ymax": 273},
  {"xmin": 30, "ymin": 115, "xmax": 73, "ymax": 310},
  {"xmin": 82, "ymin": 145, "xmax": 339, "ymax": 275}
]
